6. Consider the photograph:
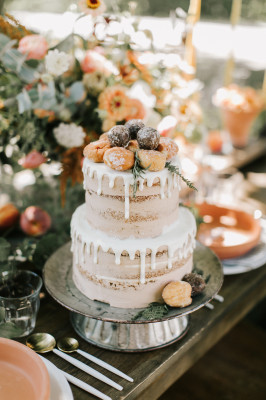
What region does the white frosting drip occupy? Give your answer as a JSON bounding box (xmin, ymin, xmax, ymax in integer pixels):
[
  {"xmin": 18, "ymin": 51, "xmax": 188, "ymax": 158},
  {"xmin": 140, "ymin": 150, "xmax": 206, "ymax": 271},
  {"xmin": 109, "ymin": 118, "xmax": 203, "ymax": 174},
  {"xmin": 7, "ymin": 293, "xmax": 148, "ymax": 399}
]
[
  {"xmin": 71, "ymin": 204, "xmax": 196, "ymax": 284},
  {"xmin": 83, "ymin": 157, "xmax": 181, "ymax": 220}
]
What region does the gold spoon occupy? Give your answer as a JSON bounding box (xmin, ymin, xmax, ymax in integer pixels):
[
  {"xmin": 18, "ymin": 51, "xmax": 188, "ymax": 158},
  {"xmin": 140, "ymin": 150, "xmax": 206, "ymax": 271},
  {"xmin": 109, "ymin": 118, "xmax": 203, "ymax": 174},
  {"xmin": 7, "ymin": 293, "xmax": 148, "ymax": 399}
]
[
  {"xmin": 26, "ymin": 333, "xmax": 122, "ymax": 391},
  {"xmin": 57, "ymin": 337, "xmax": 133, "ymax": 382}
]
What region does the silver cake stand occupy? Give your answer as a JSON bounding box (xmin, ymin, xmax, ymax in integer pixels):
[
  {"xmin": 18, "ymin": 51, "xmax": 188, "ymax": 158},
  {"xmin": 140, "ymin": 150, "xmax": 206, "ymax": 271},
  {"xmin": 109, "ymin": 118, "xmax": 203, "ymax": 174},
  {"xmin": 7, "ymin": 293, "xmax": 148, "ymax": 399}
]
[{"xmin": 43, "ymin": 242, "xmax": 223, "ymax": 352}]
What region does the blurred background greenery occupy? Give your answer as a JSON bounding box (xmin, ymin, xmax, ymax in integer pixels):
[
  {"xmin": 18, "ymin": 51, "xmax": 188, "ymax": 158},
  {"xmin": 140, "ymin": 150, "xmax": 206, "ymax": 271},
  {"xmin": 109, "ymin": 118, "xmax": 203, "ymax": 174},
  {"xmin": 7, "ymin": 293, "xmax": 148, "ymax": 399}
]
[{"xmin": 4, "ymin": 0, "xmax": 266, "ymax": 21}]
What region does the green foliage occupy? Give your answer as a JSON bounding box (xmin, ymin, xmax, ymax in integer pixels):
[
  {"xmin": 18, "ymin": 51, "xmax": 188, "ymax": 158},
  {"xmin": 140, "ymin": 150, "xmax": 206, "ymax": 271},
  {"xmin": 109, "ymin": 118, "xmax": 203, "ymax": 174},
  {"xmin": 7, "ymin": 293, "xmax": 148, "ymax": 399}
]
[
  {"xmin": 132, "ymin": 150, "xmax": 151, "ymax": 197},
  {"xmin": 32, "ymin": 233, "xmax": 66, "ymax": 270},
  {"xmin": 0, "ymin": 238, "xmax": 17, "ymax": 273},
  {"xmin": 0, "ymin": 238, "xmax": 11, "ymax": 262},
  {"xmin": 132, "ymin": 302, "xmax": 169, "ymax": 321},
  {"xmin": 0, "ymin": 174, "xmax": 84, "ymax": 271},
  {"xmin": 165, "ymin": 162, "xmax": 197, "ymax": 191},
  {"xmin": 0, "ymin": 34, "xmax": 39, "ymax": 83}
]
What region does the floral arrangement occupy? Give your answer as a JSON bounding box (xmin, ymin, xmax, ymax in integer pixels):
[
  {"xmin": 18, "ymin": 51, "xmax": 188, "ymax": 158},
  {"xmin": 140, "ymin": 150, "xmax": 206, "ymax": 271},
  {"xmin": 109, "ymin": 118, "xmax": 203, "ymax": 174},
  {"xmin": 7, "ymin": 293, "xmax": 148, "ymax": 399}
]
[
  {"xmin": 0, "ymin": 1, "xmax": 203, "ymax": 197},
  {"xmin": 0, "ymin": 1, "xmax": 203, "ymax": 269}
]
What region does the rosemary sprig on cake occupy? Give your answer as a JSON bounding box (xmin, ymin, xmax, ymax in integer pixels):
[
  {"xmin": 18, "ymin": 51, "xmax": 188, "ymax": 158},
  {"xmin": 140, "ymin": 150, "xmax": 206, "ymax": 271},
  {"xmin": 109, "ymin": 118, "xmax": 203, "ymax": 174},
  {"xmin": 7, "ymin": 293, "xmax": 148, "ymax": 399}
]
[
  {"xmin": 83, "ymin": 120, "xmax": 196, "ymax": 195},
  {"xmin": 165, "ymin": 161, "xmax": 197, "ymax": 191},
  {"xmin": 132, "ymin": 150, "xmax": 150, "ymax": 197}
]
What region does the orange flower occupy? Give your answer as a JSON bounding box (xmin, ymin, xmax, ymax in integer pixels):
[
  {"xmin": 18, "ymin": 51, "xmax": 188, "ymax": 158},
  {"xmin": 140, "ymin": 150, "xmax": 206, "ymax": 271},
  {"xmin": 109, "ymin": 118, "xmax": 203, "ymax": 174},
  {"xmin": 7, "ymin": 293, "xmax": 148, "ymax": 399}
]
[
  {"xmin": 126, "ymin": 50, "xmax": 152, "ymax": 84},
  {"xmin": 119, "ymin": 64, "xmax": 139, "ymax": 85},
  {"xmin": 0, "ymin": 99, "xmax": 4, "ymax": 109},
  {"xmin": 125, "ymin": 99, "xmax": 146, "ymax": 121},
  {"xmin": 98, "ymin": 85, "xmax": 131, "ymax": 121},
  {"xmin": 34, "ymin": 109, "xmax": 55, "ymax": 123},
  {"xmin": 152, "ymin": 88, "xmax": 169, "ymax": 113}
]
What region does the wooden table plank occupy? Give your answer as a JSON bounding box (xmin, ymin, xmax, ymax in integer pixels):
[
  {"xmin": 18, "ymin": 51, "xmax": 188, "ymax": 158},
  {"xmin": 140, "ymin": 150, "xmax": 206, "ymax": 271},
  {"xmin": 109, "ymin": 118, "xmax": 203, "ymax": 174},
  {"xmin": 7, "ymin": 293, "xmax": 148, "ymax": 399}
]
[
  {"xmin": 159, "ymin": 320, "xmax": 266, "ymax": 400},
  {"xmin": 21, "ymin": 261, "xmax": 266, "ymax": 400}
]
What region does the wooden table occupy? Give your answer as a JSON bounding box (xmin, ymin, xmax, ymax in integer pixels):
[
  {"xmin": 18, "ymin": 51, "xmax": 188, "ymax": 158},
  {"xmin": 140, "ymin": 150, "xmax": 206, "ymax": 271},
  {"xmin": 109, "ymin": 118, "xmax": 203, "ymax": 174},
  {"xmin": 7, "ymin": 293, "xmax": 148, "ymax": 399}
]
[
  {"xmin": 19, "ymin": 153, "xmax": 266, "ymax": 400},
  {"xmin": 31, "ymin": 260, "xmax": 266, "ymax": 400}
]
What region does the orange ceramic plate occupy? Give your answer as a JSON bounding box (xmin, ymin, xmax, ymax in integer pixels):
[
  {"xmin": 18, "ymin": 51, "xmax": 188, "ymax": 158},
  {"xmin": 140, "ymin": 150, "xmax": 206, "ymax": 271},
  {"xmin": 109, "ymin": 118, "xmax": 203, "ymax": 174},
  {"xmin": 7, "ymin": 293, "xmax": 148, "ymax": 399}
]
[
  {"xmin": 0, "ymin": 338, "xmax": 50, "ymax": 400},
  {"xmin": 196, "ymin": 202, "xmax": 261, "ymax": 259}
]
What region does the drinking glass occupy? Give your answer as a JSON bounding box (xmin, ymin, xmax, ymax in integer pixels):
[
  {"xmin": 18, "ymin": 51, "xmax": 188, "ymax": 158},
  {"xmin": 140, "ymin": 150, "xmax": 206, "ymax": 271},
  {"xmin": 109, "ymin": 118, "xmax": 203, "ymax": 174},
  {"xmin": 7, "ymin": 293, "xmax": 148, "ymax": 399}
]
[{"xmin": 0, "ymin": 270, "xmax": 42, "ymax": 338}]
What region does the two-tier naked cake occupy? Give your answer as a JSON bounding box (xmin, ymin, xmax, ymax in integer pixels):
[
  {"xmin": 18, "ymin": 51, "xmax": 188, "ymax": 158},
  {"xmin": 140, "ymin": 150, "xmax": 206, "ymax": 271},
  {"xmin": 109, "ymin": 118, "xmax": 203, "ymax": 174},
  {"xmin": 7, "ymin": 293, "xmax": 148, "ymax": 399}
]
[{"xmin": 71, "ymin": 120, "xmax": 196, "ymax": 308}]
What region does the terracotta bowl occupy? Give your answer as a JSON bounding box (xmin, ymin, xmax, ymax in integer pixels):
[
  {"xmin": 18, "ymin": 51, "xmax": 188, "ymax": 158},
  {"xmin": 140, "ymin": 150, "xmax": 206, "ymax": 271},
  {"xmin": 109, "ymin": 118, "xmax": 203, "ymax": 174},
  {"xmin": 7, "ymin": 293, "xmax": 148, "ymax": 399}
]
[
  {"xmin": 196, "ymin": 202, "xmax": 261, "ymax": 259},
  {"xmin": 0, "ymin": 338, "xmax": 50, "ymax": 400}
]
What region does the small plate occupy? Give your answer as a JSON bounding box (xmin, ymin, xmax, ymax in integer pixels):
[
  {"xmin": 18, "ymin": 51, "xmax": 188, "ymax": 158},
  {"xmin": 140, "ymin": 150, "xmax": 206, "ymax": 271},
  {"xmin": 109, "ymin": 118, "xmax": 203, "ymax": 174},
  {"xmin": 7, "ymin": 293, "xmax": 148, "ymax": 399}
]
[
  {"xmin": 39, "ymin": 357, "xmax": 73, "ymax": 400},
  {"xmin": 0, "ymin": 338, "xmax": 50, "ymax": 400},
  {"xmin": 196, "ymin": 202, "xmax": 261, "ymax": 260},
  {"xmin": 223, "ymin": 218, "xmax": 266, "ymax": 275}
]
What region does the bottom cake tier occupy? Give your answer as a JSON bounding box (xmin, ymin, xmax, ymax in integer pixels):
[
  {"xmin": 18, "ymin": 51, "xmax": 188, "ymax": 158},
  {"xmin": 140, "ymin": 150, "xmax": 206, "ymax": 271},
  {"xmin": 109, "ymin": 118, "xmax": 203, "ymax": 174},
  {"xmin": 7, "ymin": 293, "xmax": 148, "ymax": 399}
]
[{"xmin": 71, "ymin": 204, "xmax": 196, "ymax": 308}]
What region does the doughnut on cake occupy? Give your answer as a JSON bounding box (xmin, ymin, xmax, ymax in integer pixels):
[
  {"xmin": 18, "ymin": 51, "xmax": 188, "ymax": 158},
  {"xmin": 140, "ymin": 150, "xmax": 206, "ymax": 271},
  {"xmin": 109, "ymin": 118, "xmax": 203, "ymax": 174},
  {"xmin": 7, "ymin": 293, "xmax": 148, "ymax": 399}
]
[{"xmin": 71, "ymin": 120, "xmax": 196, "ymax": 309}]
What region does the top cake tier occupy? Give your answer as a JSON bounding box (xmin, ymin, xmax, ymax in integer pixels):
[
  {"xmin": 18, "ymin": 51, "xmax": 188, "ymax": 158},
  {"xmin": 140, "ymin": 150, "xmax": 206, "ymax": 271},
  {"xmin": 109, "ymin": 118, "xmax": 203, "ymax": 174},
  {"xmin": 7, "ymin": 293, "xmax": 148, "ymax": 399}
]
[{"xmin": 83, "ymin": 157, "xmax": 181, "ymax": 239}]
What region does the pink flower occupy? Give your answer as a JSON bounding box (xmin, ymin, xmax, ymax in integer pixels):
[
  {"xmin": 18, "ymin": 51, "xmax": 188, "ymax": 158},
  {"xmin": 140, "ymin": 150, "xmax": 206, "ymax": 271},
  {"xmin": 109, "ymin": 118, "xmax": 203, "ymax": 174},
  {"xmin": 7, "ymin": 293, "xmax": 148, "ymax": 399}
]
[
  {"xmin": 18, "ymin": 35, "xmax": 48, "ymax": 60},
  {"xmin": 81, "ymin": 50, "xmax": 111, "ymax": 76},
  {"xmin": 19, "ymin": 150, "xmax": 47, "ymax": 169}
]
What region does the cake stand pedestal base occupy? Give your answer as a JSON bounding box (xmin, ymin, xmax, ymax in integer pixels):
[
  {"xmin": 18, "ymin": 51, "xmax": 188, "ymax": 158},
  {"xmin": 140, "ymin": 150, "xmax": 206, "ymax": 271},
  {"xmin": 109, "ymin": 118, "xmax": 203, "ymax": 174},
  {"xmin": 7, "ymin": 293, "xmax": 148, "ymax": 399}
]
[
  {"xmin": 70, "ymin": 312, "xmax": 190, "ymax": 352},
  {"xmin": 43, "ymin": 241, "xmax": 223, "ymax": 352}
]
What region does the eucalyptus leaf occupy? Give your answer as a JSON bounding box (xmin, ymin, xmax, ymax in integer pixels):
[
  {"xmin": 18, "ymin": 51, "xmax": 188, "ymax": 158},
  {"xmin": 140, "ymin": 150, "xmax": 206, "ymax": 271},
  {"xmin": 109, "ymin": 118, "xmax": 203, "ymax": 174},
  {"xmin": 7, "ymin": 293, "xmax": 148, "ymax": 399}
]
[
  {"xmin": 25, "ymin": 59, "xmax": 40, "ymax": 69},
  {"xmin": 51, "ymin": 33, "xmax": 74, "ymax": 53},
  {"xmin": 1, "ymin": 47, "xmax": 37, "ymax": 83},
  {"xmin": 67, "ymin": 81, "xmax": 85, "ymax": 103},
  {"xmin": 17, "ymin": 90, "xmax": 32, "ymax": 113},
  {"xmin": 0, "ymin": 33, "xmax": 11, "ymax": 48},
  {"xmin": 18, "ymin": 64, "xmax": 38, "ymax": 83}
]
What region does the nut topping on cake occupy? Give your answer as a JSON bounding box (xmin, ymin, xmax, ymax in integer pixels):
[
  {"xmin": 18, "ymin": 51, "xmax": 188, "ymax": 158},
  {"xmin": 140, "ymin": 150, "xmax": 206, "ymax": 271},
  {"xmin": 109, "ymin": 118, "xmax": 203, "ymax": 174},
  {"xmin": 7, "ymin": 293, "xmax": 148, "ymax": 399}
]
[
  {"xmin": 138, "ymin": 149, "xmax": 166, "ymax": 171},
  {"xmin": 125, "ymin": 119, "xmax": 145, "ymax": 139},
  {"xmin": 83, "ymin": 139, "xmax": 111, "ymax": 163},
  {"xmin": 108, "ymin": 125, "xmax": 130, "ymax": 147},
  {"xmin": 137, "ymin": 127, "xmax": 160, "ymax": 150},
  {"xmin": 104, "ymin": 147, "xmax": 135, "ymax": 171},
  {"xmin": 157, "ymin": 137, "xmax": 179, "ymax": 160},
  {"xmin": 162, "ymin": 281, "xmax": 192, "ymax": 307}
]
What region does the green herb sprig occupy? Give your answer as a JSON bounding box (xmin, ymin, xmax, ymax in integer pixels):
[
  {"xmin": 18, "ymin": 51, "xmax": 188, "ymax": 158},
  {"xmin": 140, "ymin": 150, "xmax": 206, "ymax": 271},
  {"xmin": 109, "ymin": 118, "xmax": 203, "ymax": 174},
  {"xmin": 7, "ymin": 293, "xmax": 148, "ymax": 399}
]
[
  {"xmin": 132, "ymin": 151, "xmax": 150, "ymax": 197},
  {"xmin": 132, "ymin": 302, "xmax": 169, "ymax": 321},
  {"xmin": 165, "ymin": 161, "xmax": 197, "ymax": 191}
]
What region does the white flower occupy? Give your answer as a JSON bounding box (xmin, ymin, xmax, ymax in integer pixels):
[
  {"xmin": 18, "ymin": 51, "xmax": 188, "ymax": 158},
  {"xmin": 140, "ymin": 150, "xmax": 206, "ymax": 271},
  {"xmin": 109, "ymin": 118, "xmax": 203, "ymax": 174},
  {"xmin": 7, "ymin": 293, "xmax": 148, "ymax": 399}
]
[
  {"xmin": 82, "ymin": 71, "xmax": 106, "ymax": 95},
  {"xmin": 40, "ymin": 73, "xmax": 53, "ymax": 83},
  {"xmin": 45, "ymin": 49, "xmax": 71, "ymax": 77},
  {"xmin": 53, "ymin": 123, "xmax": 85, "ymax": 148},
  {"xmin": 78, "ymin": 0, "xmax": 106, "ymax": 17}
]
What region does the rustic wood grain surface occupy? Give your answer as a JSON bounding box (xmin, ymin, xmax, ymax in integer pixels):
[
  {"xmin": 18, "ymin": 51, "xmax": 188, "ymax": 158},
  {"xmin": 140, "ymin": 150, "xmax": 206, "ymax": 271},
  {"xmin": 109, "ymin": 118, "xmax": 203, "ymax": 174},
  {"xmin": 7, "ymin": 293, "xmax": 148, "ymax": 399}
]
[{"xmin": 159, "ymin": 320, "xmax": 266, "ymax": 400}]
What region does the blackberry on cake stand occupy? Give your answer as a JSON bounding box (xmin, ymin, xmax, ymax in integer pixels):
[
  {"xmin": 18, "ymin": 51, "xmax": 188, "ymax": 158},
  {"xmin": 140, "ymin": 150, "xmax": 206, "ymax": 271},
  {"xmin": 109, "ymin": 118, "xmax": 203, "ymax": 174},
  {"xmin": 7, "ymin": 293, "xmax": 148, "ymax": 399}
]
[{"xmin": 43, "ymin": 241, "xmax": 223, "ymax": 352}]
